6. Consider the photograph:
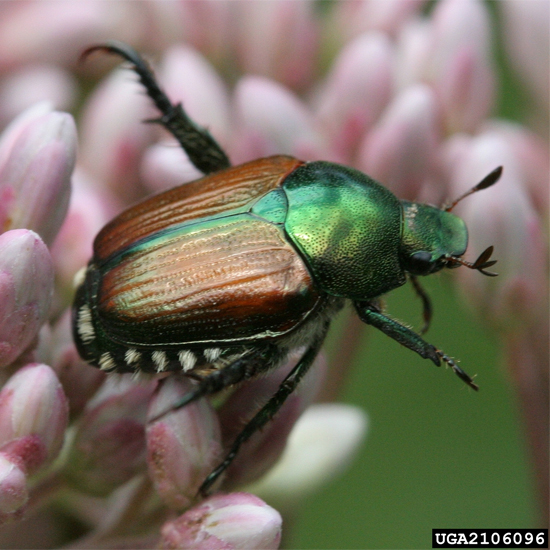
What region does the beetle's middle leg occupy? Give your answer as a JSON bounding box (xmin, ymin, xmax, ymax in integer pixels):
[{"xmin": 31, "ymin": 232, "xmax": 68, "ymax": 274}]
[{"xmin": 82, "ymin": 41, "xmax": 230, "ymax": 175}]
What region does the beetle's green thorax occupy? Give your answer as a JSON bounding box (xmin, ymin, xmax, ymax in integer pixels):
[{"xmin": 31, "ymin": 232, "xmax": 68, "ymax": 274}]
[
  {"xmin": 400, "ymin": 201, "xmax": 468, "ymax": 274},
  {"xmin": 282, "ymin": 161, "xmax": 405, "ymax": 300}
]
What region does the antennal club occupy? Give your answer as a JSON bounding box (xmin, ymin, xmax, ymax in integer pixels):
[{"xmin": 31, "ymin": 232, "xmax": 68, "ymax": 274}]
[
  {"xmin": 450, "ymin": 245, "xmax": 498, "ymax": 277},
  {"xmin": 444, "ymin": 166, "xmax": 503, "ymax": 212}
]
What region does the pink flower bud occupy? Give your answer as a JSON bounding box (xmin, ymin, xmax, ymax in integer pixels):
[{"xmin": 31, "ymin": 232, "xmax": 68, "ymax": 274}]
[
  {"xmin": 428, "ymin": 0, "xmax": 495, "ymax": 133},
  {"xmin": 147, "ymin": 377, "xmax": 222, "ymax": 510},
  {"xmin": 0, "ymin": 106, "xmax": 76, "ymax": 245},
  {"xmin": 0, "ymin": 364, "xmax": 68, "ymax": 475},
  {"xmin": 248, "ymin": 404, "xmax": 367, "ymax": 507},
  {"xmin": 482, "ymin": 120, "xmax": 549, "ymax": 217},
  {"xmin": 160, "ymin": 46, "xmax": 230, "ymax": 145},
  {"xmin": 0, "ymin": 2, "xmax": 145, "ymax": 70},
  {"xmin": 394, "ymin": 18, "xmax": 432, "ymax": 90},
  {"xmin": 141, "ymin": 141, "xmax": 203, "ymax": 194},
  {"xmin": 328, "ymin": 0, "xmax": 425, "ymax": 44},
  {"xmin": 218, "ymin": 352, "xmax": 327, "ymax": 489},
  {"xmin": 315, "ymin": 32, "xmax": 393, "ymax": 161},
  {"xmin": 233, "ymin": 76, "xmax": 328, "ymax": 163},
  {"xmin": 499, "ymin": 0, "xmax": 549, "ymax": 124},
  {"xmin": 0, "ymin": 102, "xmax": 53, "ymax": 170},
  {"xmin": 0, "ymin": 230, "xmax": 53, "ymax": 369},
  {"xmin": 64, "ymin": 375, "xmax": 155, "ymax": 496},
  {"xmin": 79, "ymin": 69, "xmax": 154, "ymax": 202},
  {"xmin": 445, "ymin": 129, "xmax": 547, "ymax": 325},
  {"xmin": 358, "ymin": 84, "xmax": 440, "ymax": 200},
  {"xmin": 175, "ymin": 1, "xmax": 233, "ymax": 66},
  {"xmin": 158, "ymin": 492, "xmax": 282, "ymax": 550},
  {"xmin": 50, "ymin": 170, "xmax": 119, "ymax": 300},
  {"xmin": 0, "ymin": 452, "xmax": 27, "ymax": 517},
  {"xmin": 233, "ymin": 1, "xmax": 319, "ymax": 90}
]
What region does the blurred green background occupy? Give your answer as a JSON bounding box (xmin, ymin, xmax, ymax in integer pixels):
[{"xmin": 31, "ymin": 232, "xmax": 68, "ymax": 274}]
[{"xmin": 289, "ymin": 279, "xmax": 536, "ymax": 549}]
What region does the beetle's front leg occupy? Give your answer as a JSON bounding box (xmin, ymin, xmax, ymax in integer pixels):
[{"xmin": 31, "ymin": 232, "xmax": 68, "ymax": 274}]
[
  {"xmin": 354, "ymin": 300, "xmax": 441, "ymax": 365},
  {"xmin": 354, "ymin": 301, "xmax": 479, "ymax": 390}
]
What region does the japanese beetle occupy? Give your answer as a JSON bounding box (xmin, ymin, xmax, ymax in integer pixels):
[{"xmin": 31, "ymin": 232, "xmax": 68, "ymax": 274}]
[{"xmin": 73, "ymin": 41, "xmax": 500, "ymax": 495}]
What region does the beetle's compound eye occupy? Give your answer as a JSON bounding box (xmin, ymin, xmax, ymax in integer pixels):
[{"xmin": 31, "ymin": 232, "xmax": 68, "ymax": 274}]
[{"xmin": 407, "ymin": 251, "xmax": 433, "ymax": 275}]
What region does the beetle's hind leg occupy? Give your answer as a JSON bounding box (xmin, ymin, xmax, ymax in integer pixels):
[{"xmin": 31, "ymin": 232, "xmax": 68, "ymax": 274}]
[
  {"xmin": 82, "ymin": 40, "xmax": 230, "ymax": 175},
  {"xmin": 149, "ymin": 346, "xmax": 274, "ymax": 422},
  {"xmin": 148, "ymin": 334, "xmax": 326, "ymax": 494},
  {"xmin": 198, "ymin": 324, "xmax": 329, "ymax": 496}
]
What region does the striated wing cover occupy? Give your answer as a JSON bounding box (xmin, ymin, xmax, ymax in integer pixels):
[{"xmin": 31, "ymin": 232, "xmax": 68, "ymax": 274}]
[
  {"xmin": 95, "ymin": 213, "xmax": 322, "ymax": 345},
  {"xmin": 94, "ymin": 155, "xmax": 303, "ymax": 263}
]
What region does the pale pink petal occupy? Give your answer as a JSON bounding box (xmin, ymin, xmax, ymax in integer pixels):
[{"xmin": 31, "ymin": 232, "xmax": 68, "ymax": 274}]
[
  {"xmin": 358, "ymin": 84, "xmax": 441, "ymax": 199},
  {"xmin": 315, "ymin": 32, "xmax": 393, "ymax": 161},
  {"xmin": 0, "ymin": 230, "xmax": 53, "ymax": 369},
  {"xmin": 147, "ymin": 377, "xmax": 222, "ymax": 510},
  {"xmin": 160, "ymin": 45, "xmax": 231, "ymax": 145},
  {"xmin": 159, "ymin": 493, "xmax": 281, "ymax": 550},
  {"xmin": 233, "ymin": 76, "xmax": 329, "ymax": 163},
  {"xmin": 233, "ymin": 1, "xmax": 319, "ymax": 90},
  {"xmin": 0, "ymin": 364, "xmax": 68, "ymax": 475},
  {"xmin": 428, "ymin": 0, "xmax": 495, "ymax": 132}
]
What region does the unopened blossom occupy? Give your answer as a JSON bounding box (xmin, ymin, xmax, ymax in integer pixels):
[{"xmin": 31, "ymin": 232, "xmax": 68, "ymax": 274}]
[
  {"xmin": 426, "ymin": 0, "xmax": 495, "ymax": 133},
  {"xmin": 327, "ymin": 0, "xmax": 427, "ymax": 46},
  {"xmin": 232, "ymin": 76, "xmax": 329, "ymax": 163},
  {"xmin": 0, "ymin": 364, "xmax": 68, "ymax": 476},
  {"xmin": 160, "ymin": 45, "xmax": 231, "ymax": 146},
  {"xmin": 315, "ymin": 32, "xmax": 393, "ymax": 161},
  {"xmin": 147, "ymin": 376, "xmax": 222, "ymax": 510},
  {"xmin": 0, "ymin": 230, "xmax": 53, "ymax": 369},
  {"xmin": 0, "ymin": 1, "xmax": 147, "ymax": 70},
  {"xmin": 0, "ymin": 452, "xmax": 27, "ymax": 518},
  {"xmin": 483, "ymin": 120, "xmax": 549, "ymax": 216},
  {"xmin": 248, "ymin": 404, "xmax": 367, "ymax": 508},
  {"xmin": 445, "ymin": 130, "xmax": 547, "ymax": 324},
  {"xmin": 499, "ymin": 0, "xmax": 549, "ymax": 129},
  {"xmin": 0, "ymin": 103, "xmax": 75, "ymax": 245},
  {"xmin": 78, "ymin": 67, "xmax": 154, "ymax": 201},
  {"xmin": 64, "ymin": 375, "xmax": 155, "ymax": 496},
  {"xmin": 49, "ymin": 169, "xmax": 119, "ymax": 303},
  {"xmin": 358, "ymin": 83, "xmax": 440, "ymax": 200},
  {"xmin": 232, "ymin": 0, "xmax": 319, "ymax": 91},
  {"xmin": 158, "ymin": 492, "xmax": 282, "ymax": 550}
]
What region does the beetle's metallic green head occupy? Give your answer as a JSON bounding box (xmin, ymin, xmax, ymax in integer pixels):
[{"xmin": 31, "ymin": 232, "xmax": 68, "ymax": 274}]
[{"xmin": 400, "ymin": 201, "xmax": 468, "ymax": 276}]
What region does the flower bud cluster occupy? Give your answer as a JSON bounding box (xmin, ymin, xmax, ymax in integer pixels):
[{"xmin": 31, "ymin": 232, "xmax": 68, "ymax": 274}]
[{"xmin": 0, "ymin": 0, "xmax": 546, "ymax": 546}]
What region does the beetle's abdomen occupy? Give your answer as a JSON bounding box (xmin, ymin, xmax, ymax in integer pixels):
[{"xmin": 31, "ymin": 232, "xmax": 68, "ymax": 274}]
[{"xmin": 282, "ymin": 161, "xmax": 405, "ymax": 300}]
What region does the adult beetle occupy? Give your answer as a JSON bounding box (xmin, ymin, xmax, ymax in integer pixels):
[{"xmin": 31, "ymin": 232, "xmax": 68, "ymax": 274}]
[{"xmin": 73, "ymin": 41, "xmax": 500, "ymax": 495}]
